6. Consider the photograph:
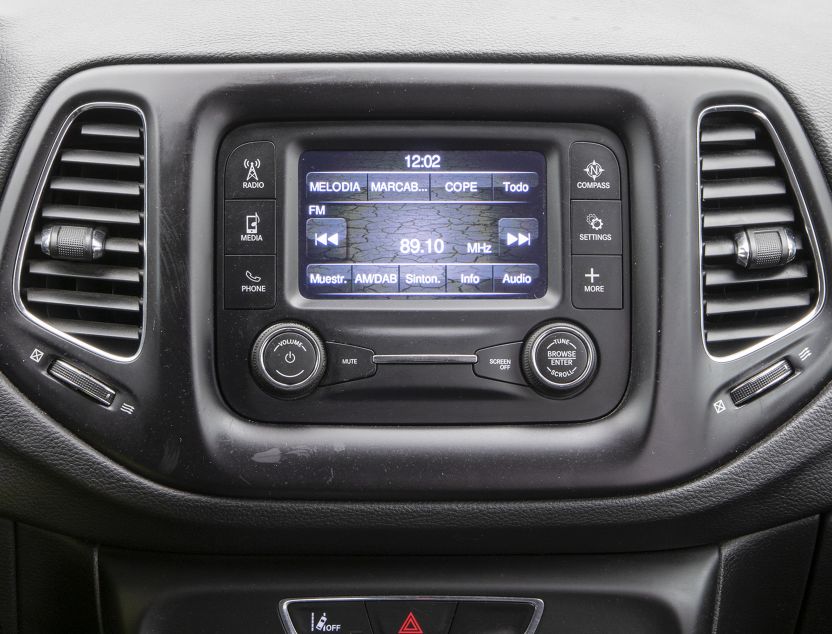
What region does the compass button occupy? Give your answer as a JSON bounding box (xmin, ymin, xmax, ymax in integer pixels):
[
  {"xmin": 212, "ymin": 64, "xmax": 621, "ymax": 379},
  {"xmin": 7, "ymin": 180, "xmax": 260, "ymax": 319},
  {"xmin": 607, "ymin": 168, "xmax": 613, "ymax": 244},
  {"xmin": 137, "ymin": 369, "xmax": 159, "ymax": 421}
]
[{"xmin": 570, "ymin": 142, "xmax": 621, "ymax": 200}]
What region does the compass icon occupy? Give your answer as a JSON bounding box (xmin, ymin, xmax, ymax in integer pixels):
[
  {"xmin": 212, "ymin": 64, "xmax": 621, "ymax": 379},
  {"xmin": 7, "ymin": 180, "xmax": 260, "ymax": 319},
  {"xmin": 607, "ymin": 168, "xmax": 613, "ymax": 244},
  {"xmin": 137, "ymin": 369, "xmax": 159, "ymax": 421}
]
[{"xmin": 583, "ymin": 160, "xmax": 605, "ymax": 181}]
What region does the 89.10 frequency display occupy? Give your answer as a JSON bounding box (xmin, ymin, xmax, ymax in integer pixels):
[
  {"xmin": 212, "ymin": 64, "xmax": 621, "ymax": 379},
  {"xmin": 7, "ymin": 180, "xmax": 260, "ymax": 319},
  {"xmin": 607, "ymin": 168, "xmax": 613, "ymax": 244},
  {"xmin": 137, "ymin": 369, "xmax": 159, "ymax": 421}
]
[{"xmin": 298, "ymin": 150, "xmax": 547, "ymax": 298}]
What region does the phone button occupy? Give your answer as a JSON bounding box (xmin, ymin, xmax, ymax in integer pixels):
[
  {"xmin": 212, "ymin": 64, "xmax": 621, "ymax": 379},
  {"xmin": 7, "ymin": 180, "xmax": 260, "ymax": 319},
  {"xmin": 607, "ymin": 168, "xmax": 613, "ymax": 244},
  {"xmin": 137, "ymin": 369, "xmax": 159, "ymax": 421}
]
[{"xmin": 224, "ymin": 255, "xmax": 275, "ymax": 309}]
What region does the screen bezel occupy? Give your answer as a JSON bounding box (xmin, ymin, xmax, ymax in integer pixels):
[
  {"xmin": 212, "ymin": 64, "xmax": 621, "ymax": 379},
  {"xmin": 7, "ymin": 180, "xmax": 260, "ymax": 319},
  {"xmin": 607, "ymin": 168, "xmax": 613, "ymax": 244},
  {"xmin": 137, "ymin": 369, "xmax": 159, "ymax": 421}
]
[{"xmin": 279, "ymin": 123, "xmax": 564, "ymax": 313}]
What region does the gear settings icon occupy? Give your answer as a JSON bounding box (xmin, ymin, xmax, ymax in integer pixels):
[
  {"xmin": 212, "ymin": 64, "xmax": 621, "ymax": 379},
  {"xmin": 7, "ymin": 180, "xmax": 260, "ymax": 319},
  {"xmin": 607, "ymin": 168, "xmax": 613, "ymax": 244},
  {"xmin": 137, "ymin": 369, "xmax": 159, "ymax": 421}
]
[{"xmin": 586, "ymin": 213, "xmax": 604, "ymax": 231}]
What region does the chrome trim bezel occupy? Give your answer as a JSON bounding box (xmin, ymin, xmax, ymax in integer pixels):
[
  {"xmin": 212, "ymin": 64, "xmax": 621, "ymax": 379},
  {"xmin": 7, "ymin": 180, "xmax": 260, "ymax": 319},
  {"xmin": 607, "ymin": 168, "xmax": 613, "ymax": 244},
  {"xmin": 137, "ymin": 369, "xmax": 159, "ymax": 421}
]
[
  {"xmin": 256, "ymin": 325, "xmax": 324, "ymax": 390},
  {"xmin": 697, "ymin": 104, "xmax": 826, "ymax": 362},
  {"xmin": 529, "ymin": 323, "xmax": 595, "ymax": 390},
  {"xmin": 278, "ymin": 595, "xmax": 545, "ymax": 634},
  {"xmin": 12, "ymin": 102, "xmax": 148, "ymax": 363}
]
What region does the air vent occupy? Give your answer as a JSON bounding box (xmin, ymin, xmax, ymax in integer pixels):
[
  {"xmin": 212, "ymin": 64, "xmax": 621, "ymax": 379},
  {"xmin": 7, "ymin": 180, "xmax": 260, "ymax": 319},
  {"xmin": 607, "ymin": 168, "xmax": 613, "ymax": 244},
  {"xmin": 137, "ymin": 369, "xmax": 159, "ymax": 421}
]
[
  {"xmin": 699, "ymin": 106, "xmax": 821, "ymax": 359},
  {"xmin": 16, "ymin": 104, "xmax": 146, "ymax": 359}
]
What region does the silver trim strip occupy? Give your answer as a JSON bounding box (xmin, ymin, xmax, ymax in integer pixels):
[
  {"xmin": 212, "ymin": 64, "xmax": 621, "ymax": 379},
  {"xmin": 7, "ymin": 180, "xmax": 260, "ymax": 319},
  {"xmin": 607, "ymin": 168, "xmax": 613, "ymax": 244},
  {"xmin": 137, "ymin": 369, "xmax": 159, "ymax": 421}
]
[
  {"xmin": 697, "ymin": 104, "xmax": 826, "ymax": 362},
  {"xmin": 372, "ymin": 354, "xmax": 478, "ymax": 364},
  {"xmin": 12, "ymin": 102, "xmax": 148, "ymax": 363},
  {"xmin": 279, "ymin": 595, "xmax": 545, "ymax": 634}
]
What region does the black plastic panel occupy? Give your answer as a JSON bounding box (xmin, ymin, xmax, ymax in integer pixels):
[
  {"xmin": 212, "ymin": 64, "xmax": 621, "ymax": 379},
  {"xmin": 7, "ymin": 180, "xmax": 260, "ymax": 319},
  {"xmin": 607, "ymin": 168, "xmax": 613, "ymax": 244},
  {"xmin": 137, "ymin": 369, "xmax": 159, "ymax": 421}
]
[
  {"xmin": 99, "ymin": 549, "xmax": 718, "ymax": 634},
  {"xmin": 216, "ymin": 123, "xmax": 631, "ymax": 423},
  {"xmin": 0, "ymin": 64, "xmax": 830, "ymax": 501}
]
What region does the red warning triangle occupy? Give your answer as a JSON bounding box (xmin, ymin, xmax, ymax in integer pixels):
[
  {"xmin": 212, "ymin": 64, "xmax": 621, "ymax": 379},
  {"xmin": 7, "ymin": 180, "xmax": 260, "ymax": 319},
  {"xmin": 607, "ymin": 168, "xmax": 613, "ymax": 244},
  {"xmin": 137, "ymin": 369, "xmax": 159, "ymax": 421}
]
[{"xmin": 398, "ymin": 611, "xmax": 424, "ymax": 634}]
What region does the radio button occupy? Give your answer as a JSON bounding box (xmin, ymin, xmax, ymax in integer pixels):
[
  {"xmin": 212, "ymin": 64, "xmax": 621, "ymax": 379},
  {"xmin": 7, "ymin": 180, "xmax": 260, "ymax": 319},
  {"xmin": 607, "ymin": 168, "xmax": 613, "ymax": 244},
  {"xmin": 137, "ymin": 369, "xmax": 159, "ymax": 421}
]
[
  {"xmin": 430, "ymin": 173, "xmax": 492, "ymax": 201},
  {"xmin": 224, "ymin": 200, "xmax": 276, "ymax": 255},
  {"xmin": 492, "ymin": 171, "xmax": 540, "ymax": 201},
  {"xmin": 367, "ymin": 172, "xmax": 430, "ymax": 201},
  {"xmin": 570, "ymin": 200, "xmax": 622, "ymax": 255},
  {"xmin": 570, "ymin": 142, "xmax": 621, "ymax": 200},
  {"xmin": 306, "ymin": 264, "xmax": 352, "ymax": 294},
  {"xmin": 305, "ymin": 172, "xmax": 368, "ymax": 201},
  {"xmin": 399, "ymin": 265, "xmax": 446, "ymax": 293},
  {"xmin": 493, "ymin": 264, "xmax": 540, "ymax": 294},
  {"xmin": 447, "ymin": 264, "xmax": 493, "ymax": 293},
  {"xmin": 225, "ymin": 141, "xmax": 275, "ymax": 199},
  {"xmin": 321, "ymin": 342, "xmax": 376, "ymax": 386},
  {"xmin": 474, "ymin": 342, "xmax": 527, "ymax": 386},
  {"xmin": 306, "ymin": 217, "xmax": 347, "ymax": 259},
  {"xmin": 572, "ymin": 255, "xmax": 623, "ymax": 309},
  {"xmin": 498, "ymin": 218, "xmax": 539, "ymax": 256},
  {"xmin": 352, "ymin": 264, "xmax": 400, "ymax": 294},
  {"xmin": 223, "ymin": 255, "xmax": 275, "ymax": 309}
]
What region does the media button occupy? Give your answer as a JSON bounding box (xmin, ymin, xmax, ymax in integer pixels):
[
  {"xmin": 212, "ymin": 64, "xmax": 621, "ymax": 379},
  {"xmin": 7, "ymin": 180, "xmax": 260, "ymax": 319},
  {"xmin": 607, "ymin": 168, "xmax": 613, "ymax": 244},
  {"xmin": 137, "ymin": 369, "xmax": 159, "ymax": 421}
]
[
  {"xmin": 306, "ymin": 172, "xmax": 368, "ymax": 201},
  {"xmin": 224, "ymin": 200, "xmax": 276, "ymax": 255},
  {"xmin": 430, "ymin": 173, "xmax": 492, "ymax": 201},
  {"xmin": 306, "ymin": 264, "xmax": 352, "ymax": 294},
  {"xmin": 223, "ymin": 255, "xmax": 275, "ymax": 309},
  {"xmin": 367, "ymin": 173, "xmax": 430, "ymax": 201},
  {"xmin": 352, "ymin": 264, "xmax": 400, "ymax": 294},
  {"xmin": 306, "ymin": 217, "xmax": 347, "ymax": 259},
  {"xmin": 492, "ymin": 172, "xmax": 540, "ymax": 200},
  {"xmin": 572, "ymin": 255, "xmax": 623, "ymax": 309},
  {"xmin": 225, "ymin": 141, "xmax": 275, "ymax": 199},
  {"xmin": 570, "ymin": 200, "xmax": 622, "ymax": 255},
  {"xmin": 447, "ymin": 264, "xmax": 493, "ymax": 293},
  {"xmin": 399, "ymin": 265, "xmax": 446, "ymax": 293},
  {"xmin": 493, "ymin": 264, "xmax": 540, "ymax": 294},
  {"xmin": 498, "ymin": 217, "xmax": 539, "ymax": 256},
  {"xmin": 570, "ymin": 142, "xmax": 621, "ymax": 200}
]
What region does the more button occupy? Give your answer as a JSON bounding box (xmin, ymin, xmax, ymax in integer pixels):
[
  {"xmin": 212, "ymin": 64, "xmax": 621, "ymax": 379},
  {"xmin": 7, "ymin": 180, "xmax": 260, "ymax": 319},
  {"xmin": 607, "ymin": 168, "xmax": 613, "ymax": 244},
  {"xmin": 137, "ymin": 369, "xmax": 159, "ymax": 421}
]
[{"xmin": 571, "ymin": 255, "xmax": 623, "ymax": 309}]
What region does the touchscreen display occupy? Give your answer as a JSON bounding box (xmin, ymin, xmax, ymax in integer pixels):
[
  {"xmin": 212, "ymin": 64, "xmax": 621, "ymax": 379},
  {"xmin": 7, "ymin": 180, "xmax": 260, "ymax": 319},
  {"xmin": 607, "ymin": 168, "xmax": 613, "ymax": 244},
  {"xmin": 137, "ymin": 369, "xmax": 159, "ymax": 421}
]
[{"xmin": 298, "ymin": 150, "xmax": 547, "ymax": 298}]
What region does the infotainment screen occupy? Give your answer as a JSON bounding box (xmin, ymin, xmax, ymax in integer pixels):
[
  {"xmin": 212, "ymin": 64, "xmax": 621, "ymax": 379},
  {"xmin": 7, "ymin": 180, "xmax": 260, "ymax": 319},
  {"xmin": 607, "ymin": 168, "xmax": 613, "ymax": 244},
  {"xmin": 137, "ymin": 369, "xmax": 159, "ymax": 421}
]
[{"xmin": 298, "ymin": 150, "xmax": 547, "ymax": 298}]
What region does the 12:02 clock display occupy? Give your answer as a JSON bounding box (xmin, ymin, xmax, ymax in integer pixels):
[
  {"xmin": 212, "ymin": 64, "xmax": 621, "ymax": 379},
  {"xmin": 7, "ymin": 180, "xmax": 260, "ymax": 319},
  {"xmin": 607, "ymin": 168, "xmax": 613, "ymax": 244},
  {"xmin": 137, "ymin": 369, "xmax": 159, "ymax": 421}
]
[{"xmin": 298, "ymin": 150, "xmax": 548, "ymax": 298}]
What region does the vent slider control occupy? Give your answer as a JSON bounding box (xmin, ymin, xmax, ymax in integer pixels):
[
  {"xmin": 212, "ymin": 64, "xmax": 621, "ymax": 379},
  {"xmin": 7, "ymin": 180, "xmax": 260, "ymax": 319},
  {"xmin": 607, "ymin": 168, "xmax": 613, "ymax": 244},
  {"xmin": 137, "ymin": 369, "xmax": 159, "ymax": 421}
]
[
  {"xmin": 734, "ymin": 226, "xmax": 796, "ymax": 269},
  {"xmin": 40, "ymin": 224, "xmax": 107, "ymax": 261}
]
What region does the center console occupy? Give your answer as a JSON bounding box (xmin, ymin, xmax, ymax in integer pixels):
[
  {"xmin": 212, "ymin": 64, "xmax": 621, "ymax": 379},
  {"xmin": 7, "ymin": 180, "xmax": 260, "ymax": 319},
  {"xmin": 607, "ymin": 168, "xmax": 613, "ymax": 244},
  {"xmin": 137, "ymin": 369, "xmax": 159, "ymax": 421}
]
[{"xmin": 216, "ymin": 123, "xmax": 631, "ymax": 422}]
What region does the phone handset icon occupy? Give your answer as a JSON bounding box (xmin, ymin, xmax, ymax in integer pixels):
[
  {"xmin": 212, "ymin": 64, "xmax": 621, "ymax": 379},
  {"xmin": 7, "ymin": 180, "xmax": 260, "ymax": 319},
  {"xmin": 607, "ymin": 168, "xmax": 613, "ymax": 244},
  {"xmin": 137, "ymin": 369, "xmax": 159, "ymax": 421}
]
[{"xmin": 245, "ymin": 270, "xmax": 262, "ymax": 283}]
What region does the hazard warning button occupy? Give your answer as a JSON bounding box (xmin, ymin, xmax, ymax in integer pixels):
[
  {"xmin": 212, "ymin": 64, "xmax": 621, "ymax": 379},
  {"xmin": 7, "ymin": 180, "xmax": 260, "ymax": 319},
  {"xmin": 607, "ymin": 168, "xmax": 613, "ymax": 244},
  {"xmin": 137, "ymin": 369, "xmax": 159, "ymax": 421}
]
[{"xmin": 366, "ymin": 601, "xmax": 457, "ymax": 634}]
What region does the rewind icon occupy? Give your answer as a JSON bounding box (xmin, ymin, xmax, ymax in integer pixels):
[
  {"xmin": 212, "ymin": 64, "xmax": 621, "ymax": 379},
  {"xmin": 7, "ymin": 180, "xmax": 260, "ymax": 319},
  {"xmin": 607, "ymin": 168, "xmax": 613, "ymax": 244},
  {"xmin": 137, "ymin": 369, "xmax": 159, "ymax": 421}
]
[{"xmin": 314, "ymin": 232, "xmax": 340, "ymax": 247}]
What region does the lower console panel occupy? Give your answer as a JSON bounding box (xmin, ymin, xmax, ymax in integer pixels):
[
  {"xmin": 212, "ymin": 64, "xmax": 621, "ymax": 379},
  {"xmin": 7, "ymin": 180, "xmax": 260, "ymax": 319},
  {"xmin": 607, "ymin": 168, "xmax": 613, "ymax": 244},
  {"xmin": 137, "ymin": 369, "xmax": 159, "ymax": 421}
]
[
  {"xmin": 100, "ymin": 551, "xmax": 717, "ymax": 634},
  {"xmin": 6, "ymin": 516, "xmax": 818, "ymax": 633}
]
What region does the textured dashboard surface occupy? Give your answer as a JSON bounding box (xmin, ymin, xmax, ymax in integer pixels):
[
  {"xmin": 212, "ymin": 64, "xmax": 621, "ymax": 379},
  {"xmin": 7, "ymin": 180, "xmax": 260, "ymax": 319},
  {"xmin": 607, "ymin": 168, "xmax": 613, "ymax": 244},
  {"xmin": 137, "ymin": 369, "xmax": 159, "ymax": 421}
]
[{"xmin": 1, "ymin": 0, "xmax": 832, "ymax": 554}]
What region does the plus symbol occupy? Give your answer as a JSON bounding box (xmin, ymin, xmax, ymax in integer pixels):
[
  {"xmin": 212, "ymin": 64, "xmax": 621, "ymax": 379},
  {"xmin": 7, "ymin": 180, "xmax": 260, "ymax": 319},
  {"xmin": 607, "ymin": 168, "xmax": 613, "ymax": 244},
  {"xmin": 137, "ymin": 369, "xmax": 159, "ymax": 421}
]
[{"xmin": 584, "ymin": 268, "xmax": 600, "ymax": 283}]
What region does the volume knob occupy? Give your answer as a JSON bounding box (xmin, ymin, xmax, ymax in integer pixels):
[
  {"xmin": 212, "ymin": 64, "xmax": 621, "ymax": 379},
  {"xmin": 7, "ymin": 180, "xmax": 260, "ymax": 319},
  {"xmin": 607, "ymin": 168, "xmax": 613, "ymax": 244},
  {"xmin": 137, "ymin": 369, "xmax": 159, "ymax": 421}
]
[
  {"xmin": 250, "ymin": 322, "xmax": 326, "ymax": 398},
  {"xmin": 522, "ymin": 322, "xmax": 597, "ymax": 397}
]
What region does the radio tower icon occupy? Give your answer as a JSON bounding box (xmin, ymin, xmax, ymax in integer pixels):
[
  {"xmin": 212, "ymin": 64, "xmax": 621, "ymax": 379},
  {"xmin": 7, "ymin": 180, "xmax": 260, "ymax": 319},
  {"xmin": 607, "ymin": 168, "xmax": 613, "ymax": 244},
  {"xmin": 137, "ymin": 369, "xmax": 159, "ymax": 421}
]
[{"xmin": 244, "ymin": 158, "xmax": 261, "ymax": 182}]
